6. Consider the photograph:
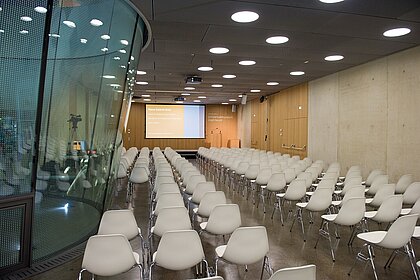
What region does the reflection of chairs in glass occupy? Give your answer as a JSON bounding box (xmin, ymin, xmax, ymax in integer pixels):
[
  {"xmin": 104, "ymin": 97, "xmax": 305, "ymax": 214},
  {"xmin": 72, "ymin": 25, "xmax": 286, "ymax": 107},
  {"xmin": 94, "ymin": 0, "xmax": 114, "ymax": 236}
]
[
  {"xmin": 149, "ymin": 230, "xmax": 208, "ymax": 279},
  {"xmin": 268, "ymin": 264, "xmax": 316, "ymax": 280},
  {"xmin": 214, "ymin": 226, "xmax": 272, "ymax": 280},
  {"xmin": 348, "ymin": 214, "xmax": 419, "ymax": 280},
  {"xmin": 78, "ymin": 234, "xmax": 143, "ymax": 280}
]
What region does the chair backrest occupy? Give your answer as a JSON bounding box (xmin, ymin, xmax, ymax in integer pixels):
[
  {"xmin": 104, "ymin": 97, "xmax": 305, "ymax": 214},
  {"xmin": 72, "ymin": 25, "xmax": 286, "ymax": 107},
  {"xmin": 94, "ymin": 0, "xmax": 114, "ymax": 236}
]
[
  {"xmin": 255, "ymin": 168, "xmax": 272, "ymax": 185},
  {"xmin": 284, "ymin": 179, "xmax": 306, "ymax": 201},
  {"xmin": 306, "ymin": 188, "xmax": 332, "ymax": 212},
  {"xmin": 266, "ymin": 172, "xmax": 286, "ymax": 192},
  {"xmin": 245, "ymin": 164, "xmax": 260, "ymax": 179},
  {"xmin": 155, "ymin": 183, "xmax": 180, "ymax": 200},
  {"xmin": 344, "ymin": 176, "xmax": 362, "ymax": 187},
  {"xmin": 185, "ymin": 174, "xmax": 206, "ymax": 195},
  {"xmin": 152, "ymin": 206, "xmax": 192, "ymax": 237},
  {"xmin": 369, "ymin": 184, "xmax": 395, "ymax": 208},
  {"xmin": 222, "ymin": 226, "xmax": 269, "ymax": 265},
  {"xmin": 340, "ymin": 185, "xmax": 365, "ymax": 205},
  {"xmin": 379, "ymin": 214, "xmax": 419, "ymax": 249},
  {"xmin": 271, "ymin": 164, "xmax": 282, "ymax": 173},
  {"xmin": 236, "ymin": 162, "xmax": 250, "ymax": 175},
  {"xmin": 154, "ymin": 230, "xmax": 205, "ymax": 270},
  {"xmin": 191, "ymin": 181, "xmax": 216, "ymax": 204},
  {"xmin": 403, "ymin": 182, "xmax": 420, "ymax": 205},
  {"xmin": 284, "ymin": 168, "xmax": 296, "ymax": 184},
  {"xmin": 268, "ymin": 264, "xmax": 316, "ymax": 280},
  {"xmin": 317, "ymin": 178, "xmax": 336, "ymax": 193},
  {"xmin": 154, "ymin": 193, "xmax": 184, "ymax": 216},
  {"xmin": 334, "ymin": 197, "xmax": 366, "ymax": 226},
  {"xmin": 395, "ymin": 174, "xmax": 414, "ymax": 194},
  {"xmin": 197, "ymin": 191, "xmax": 227, "ymax": 218},
  {"xmin": 366, "ymin": 175, "xmax": 389, "ymax": 196},
  {"xmin": 408, "ymin": 197, "xmax": 420, "ymax": 216},
  {"xmin": 297, "ymin": 172, "xmax": 313, "ymax": 189},
  {"xmin": 129, "ymin": 166, "xmax": 148, "ymax": 184},
  {"xmin": 97, "ymin": 210, "xmax": 139, "ymax": 240},
  {"xmin": 347, "ymin": 165, "xmax": 361, "ymax": 176},
  {"xmin": 205, "ymin": 204, "xmax": 241, "ymax": 235},
  {"xmin": 365, "ymin": 169, "xmax": 385, "ymax": 186},
  {"xmin": 82, "ymin": 234, "xmax": 136, "ymax": 276},
  {"xmin": 372, "ymin": 195, "xmax": 403, "ymax": 223},
  {"xmin": 154, "ymin": 176, "xmax": 176, "ymax": 192}
]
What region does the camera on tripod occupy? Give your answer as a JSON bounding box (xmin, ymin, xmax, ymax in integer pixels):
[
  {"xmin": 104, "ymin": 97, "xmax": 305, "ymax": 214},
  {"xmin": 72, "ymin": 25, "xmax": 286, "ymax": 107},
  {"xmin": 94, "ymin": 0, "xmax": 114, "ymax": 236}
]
[{"xmin": 68, "ymin": 114, "xmax": 82, "ymax": 129}]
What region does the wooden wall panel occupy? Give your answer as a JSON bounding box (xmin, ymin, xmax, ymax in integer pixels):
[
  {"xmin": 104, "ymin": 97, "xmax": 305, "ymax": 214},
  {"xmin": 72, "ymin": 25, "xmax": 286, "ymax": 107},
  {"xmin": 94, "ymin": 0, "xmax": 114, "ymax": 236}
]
[{"xmin": 122, "ymin": 103, "xmax": 237, "ymax": 150}]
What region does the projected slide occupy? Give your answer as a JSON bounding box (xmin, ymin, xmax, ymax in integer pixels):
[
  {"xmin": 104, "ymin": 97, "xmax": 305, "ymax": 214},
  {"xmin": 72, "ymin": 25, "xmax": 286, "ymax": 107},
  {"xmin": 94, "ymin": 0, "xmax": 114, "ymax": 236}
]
[{"xmin": 145, "ymin": 104, "xmax": 206, "ymax": 138}]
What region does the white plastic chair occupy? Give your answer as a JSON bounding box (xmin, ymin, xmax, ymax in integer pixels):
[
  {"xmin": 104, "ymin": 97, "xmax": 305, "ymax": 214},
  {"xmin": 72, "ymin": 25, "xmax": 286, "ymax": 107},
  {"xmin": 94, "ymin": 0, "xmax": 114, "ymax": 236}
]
[
  {"xmin": 403, "ymin": 182, "xmax": 420, "ymax": 205},
  {"xmin": 214, "ymin": 226, "xmax": 272, "ymax": 280},
  {"xmin": 192, "ymin": 191, "xmax": 227, "ymax": 223},
  {"xmin": 395, "ymin": 174, "xmax": 414, "ymax": 194},
  {"xmin": 78, "ymin": 234, "xmax": 143, "ymax": 279},
  {"xmin": 272, "ymin": 179, "xmax": 306, "ymax": 225},
  {"xmin": 268, "ymin": 264, "xmax": 316, "ymax": 280},
  {"xmin": 366, "ymin": 175, "xmax": 389, "ymax": 196},
  {"xmin": 364, "ymin": 195, "xmax": 403, "ymax": 229},
  {"xmin": 364, "ymin": 169, "xmax": 385, "ymax": 187},
  {"xmin": 401, "ymin": 197, "xmax": 420, "ymax": 216},
  {"xmin": 365, "ymin": 184, "xmax": 395, "ymax": 208},
  {"xmin": 200, "ymin": 204, "xmax": 241, "ymax": 236},
  {"xmin": 257, "ymin": 172, "xmax": 286, "ymax": 213},
  {"xmin": 348, "ymin": 214, "xmax": 419, "ymax": 280}
]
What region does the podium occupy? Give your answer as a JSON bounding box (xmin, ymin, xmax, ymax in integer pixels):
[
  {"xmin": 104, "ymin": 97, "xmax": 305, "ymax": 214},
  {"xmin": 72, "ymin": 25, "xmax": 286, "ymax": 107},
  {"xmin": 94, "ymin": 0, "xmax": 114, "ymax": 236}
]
[
  {"xmin": 210, "ymin": 130, "xmax": 222, "ymax": 147},
  {"xmin": 227, "ymin": 139, "xmax": 240, "ymax": 148}
]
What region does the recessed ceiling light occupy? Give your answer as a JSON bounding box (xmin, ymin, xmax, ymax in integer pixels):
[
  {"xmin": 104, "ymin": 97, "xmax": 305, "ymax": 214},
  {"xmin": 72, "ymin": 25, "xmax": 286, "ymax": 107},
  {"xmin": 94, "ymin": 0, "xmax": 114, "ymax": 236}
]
[
  {"xmin": 222, "ymin": 102, "xmax": 229, "ymax": 105},
  {"xmin": 109, "ymin": 84, "xmax": 120, "ymax": 87},
  {"xmin": 231, "ymin": 11, "xmax": 259, "ymax": 23},
  {"xmin": 80, "ymin": 38, "xmax": 87, "ymax": 43},
  {"xmin": 144, "ymin": 98, "xmax": 151, "ymax": 101},
  {"xmin": 198, "ymin": 96, "xmax": 207, "ymax": 99},
  {"xmin": 19, "ymin": 30, "xmax": 29, "ymax": 34},
  {"xmin": 50, "ymin": 33, "xmax": 60, "ymax": 38},
  {"xmin": 238, "ymin": 94, "xmax": 243, "ymax": 98},
  {"xmin": 223, "ymin": 74, "xmax": 236, "ymax": 79},
  {"xmin": 113, "ymin": 56, "xmax": 120, "ymax": 60},
  {"xmin": 130, "ymin": 56, "xmax": 135, "ymax": 61},
  {"xmin": 141, "ymin": 94, "xmax": 151, "ymax": 97},
  {"xmin": 137, "ymin": 70, "xmax": 146, "ymax": 75},
  {"xmin": 101, "ymin": 34, "xmax": 110, "ymax": 40},
  {"xmin": 20, "ymin": 16, "xmax": 32, "ymax": 22},
  {"xmin": 304, "ymin": 60, "xmax": 309, "ymax": 64},
  {"xmin": 131, "ymin": 100, "xmax": 136, "ymax": 103},
  {"xmin": 325, "ymin": 55, "xmax": 344, "ymax": 61},
  {"xmin": 120, "ymin": 39, "xmax": 129, "ymax": 45},
  {"xmin": 193, "ymin": 100, "xmax": 201, "ymax": 103},
  {"xmin": 136, "ymin": 81, "xmax": 148, "ymax": 85},
  {"xmin": 267, "ymin": 82, "xmax": 279, "ymax": 86},
  {"xmin": 120, "ymin": 65, "xmax": 126, "ymax": 69},
  {"xmin": 119, "ymin": 49, "xmax": 127, "ymax": 54},
  {"xmin": 102, "ymin": 75, "xmax": 115, "ymax": 79},
  {"xmin": 383, "ymin": 27, "xmax": 411, "ymax": 37},
  {"xmin": 101, "ymin": 47, "xmax": 108, "ymax": 52},
  {"xmin": 63, "ymin": 20, "xmax": 76, "ymax": 28},
  {"xmin": 266, "ymin": 36, "xmax": 289, "ymax": 44},
  {"xmin": 35, "ymin": 6, "xmax": 48, "ymax": 13},
  {"xmin": 0, "ymin": 30, "xmax": 4, "ymax": 33},
  {"xmin": 250, "ymin": 89, "xmax": 260, "ymax": 93},
  {"xmin": 175, "ymin": 101, "xmax": 184, "ymax": 104},
  {"xmin": 184, "ymin": 87, "xmax": 195, "ymax": 90},
  {"xmin": 90, "ymin": 19, "xmax": 103, "ymax": 27},
  {"xmin": 212, "ymin": 84, "xmax": 223, "ymax": 88},
  {"xmin": 181, "ymin": 93, "xmax": 191, "ymax": 96},
  {"xmin": 209, "ymin": 47, "xmax": 229, "ymax": 54},
  {"xmin": 229, "ymin": 99, "xmax": 237, "ymax": 102},
  {"xmin": 319, "ymin": 0, "xmax": 345, "ymax": 3},
  {"xmin": 239, "ymin": 60, "xmax": 256, "ymax": 66},
  {"xmin": 198, "ymin": 66, "xmax": 213, "ymax": 71},
  {"xmin": 290, "ymin": 71, "xmax": 305, "ymax": 76}
]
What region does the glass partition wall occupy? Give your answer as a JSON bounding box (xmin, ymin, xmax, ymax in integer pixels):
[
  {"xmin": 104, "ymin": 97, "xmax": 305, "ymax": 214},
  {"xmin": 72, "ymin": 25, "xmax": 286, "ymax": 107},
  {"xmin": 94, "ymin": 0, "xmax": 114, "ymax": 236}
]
[{"xmin": 0, "ymin": 0, "xmax": 148, "ymax": 274}]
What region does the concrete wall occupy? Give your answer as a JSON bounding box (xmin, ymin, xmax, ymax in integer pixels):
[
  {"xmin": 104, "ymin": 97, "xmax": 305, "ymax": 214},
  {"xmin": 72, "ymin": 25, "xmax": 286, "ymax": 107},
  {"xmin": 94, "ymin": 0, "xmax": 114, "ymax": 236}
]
[
  {"xmin": 237, "ymin": 103, "xmax": 251, "ymax": 148},
  {"xmin": 308, "ymin": 46, "xmax": 420, "ymax": 181}
]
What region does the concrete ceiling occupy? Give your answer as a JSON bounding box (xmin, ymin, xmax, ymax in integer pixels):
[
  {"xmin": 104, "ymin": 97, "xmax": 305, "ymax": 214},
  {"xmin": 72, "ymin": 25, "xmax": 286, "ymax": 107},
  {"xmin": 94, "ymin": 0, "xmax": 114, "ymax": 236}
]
[{"xmin": 130, "ymin": 0, "xmax": 420, "ymax": 105}]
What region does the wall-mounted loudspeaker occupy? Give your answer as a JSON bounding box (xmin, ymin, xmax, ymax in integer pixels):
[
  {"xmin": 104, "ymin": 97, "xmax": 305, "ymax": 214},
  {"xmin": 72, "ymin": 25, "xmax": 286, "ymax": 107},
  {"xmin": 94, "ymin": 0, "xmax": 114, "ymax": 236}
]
[
  {"xmin": 259, "ymin": 96, "xmax": 265, "ymax": 103},
  {"xmin": 232, "ymin": 104, "xmax": 236, "ymax": 112},
  {"xmin": 241, "ymin": 94, "xmax": 247, "ymax": 105}
]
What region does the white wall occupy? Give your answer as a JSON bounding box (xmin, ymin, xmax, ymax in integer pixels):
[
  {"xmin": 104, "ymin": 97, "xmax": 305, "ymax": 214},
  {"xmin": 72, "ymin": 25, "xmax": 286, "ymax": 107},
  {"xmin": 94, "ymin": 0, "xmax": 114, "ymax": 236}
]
[
  {"xmin": 237, "ymin": 103, "xmax": 251, "ymax": 148},
  {"xmin": 309, "ymin": 45, "xmax": 420, "ymax": 181}
]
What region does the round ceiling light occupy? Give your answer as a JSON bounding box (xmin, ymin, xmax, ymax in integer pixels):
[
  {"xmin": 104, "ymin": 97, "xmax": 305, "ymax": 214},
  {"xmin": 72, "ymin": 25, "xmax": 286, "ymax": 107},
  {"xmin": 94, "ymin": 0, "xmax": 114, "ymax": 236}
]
[
  {"xmin": 223, "ymin": 74, "xmax": 236, "ymax": 79},
  {"xmin": 212, "ymin": 84, "xmax": 223, "ymax": 88},
  {"xmin": 238, "ymin": 94, "xmax": 243, "ymax": 97},
  {"xmin": 137, "ymin": 70, "xmax": 147, "ymax": 75},
  {"xmin": 198, "ymin": 66, "xmax": 213, "ymax": 71},
  {"xmin": 325, "ymin": 55, "xmax": 344, "ymax": 61},
  {"xmin": 20, "ymin": 16, "xmax": 32, "ymax": 22},
  {"xmin": 19, "ymin": 30, "xmax": 29, "ymax": 34},
  {"xmin": 266, "ymin": 36, "xmax": 289, "ymax": 44},
  {"xmin": 209, "ymin": 47, "xmax": 229, "ymax": 54},
  {"xmin": 250, "ymin": 89, "xmax": 261, "ymax": 93},
  {"xmin": 198, "ymin": 96, "xmax": 207, "ymax": 99},
  {"xmin": 90, "ymin": 19, "xmax": 103, "ymax": 27},
  {"xmin": 120, "ymin": 39, "xmax": 129, "ymax": 45},
  {"xmin": 136, "ymin": 81, "xmax": 148, "ymax": 85},
  {"xmin": 319, "ymin": 0, "xmax": 345, "ymax": 3},
  {"xmin": 383, "ymin": 27, "xmax": 411, "ymax": 37},
  {"xmin": 267, "ymin": 82, "xmax": 279, "ymax": 86},
  {"xmin": 80, "ymin": 38, "xmax": 87, "ymax": 44},
  {"xmin": 101, "ymin": 34, "xmax": 110, "ymax": 40},
  {"xmin": 229, "ymin": 99, "xmax": 237, "ymax": 102},
  {"xmin": 101, "ymin": 47, "xmax": 108, "ymax": 52},
  {"xmin": 239, "ymin": 60, "xmax": 256, "ymax": 66},
  {"xmin": 290, "ymin": 71, "xmax": 305, "ymax": 76},
  {"xmin": 63, "ymin": 20, "xmax": 76, "ymax": 28},
  {"xmin": 231, "ymin": 11, "xmax": 259, "ymax": 23},
  {"xmin": 222, "ymin": 102, "xmax": 229, "ymax": 105},
  {"xmin": 193, "ymin": 100, "xmax": 201, "ymax": 103},
  {"xmin": 184, "ymin": 87, "xmax": 195, "ymax": 90},
  {"xmin": 35, "ymin": 6, "xmax": 48, "ymax": 13},
  {"xmin": 119, "ymin": 49, "xmax": 127, "ymax": 54},
  {"xmin": 102, "ymin": 75, "xmax": 115, "ymax": 79},
  {"xmin": 141, "ymin": 94, "xmax": 150, "ymax": 97},
  {"xmin": 144, "ymin": 99, "xmax": 151, "ymax": 101},
  {"xmin": 175, "ymin": 101, "xmax": 183, "ymax": 104},
  {"xmin": 181, "ymin": 93, "xmax": 191, "ymax": 96}
]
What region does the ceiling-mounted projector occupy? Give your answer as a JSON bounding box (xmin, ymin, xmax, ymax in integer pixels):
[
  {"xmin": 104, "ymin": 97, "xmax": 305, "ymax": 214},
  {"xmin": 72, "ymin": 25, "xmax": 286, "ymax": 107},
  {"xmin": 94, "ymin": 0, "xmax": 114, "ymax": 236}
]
[
  {"xmin": 174, "ymin": 96, "xmax": 186, "ymax": 101},
  {"xmin": 186, "ymin": 76, "xmax": 202, "ymax": 84}
]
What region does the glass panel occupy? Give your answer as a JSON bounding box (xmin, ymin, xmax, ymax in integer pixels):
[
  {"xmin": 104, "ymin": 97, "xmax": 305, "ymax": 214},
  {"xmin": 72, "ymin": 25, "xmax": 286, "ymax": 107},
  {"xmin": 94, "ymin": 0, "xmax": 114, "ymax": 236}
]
[
  {"xmin": 32, "ymin": 0, "xmax": 147, "ymax": 262},
  {"xmin": 0, "ymin": 205, "xmax": 24, "ymax": 269}
]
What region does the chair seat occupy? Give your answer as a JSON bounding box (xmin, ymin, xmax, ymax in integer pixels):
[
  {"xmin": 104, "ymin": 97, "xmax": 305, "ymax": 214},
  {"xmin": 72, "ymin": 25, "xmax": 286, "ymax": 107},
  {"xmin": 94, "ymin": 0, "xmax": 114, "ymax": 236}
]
[
  {"xmin": 312, "ymin": 183, "xmax": 318, "ymax": 187},
  {"xmin": 215, "ymin": 245, "xmax": 227, "ymax": 258},
  {"xmin": 321, "ymin": 214, "xmax": 337, "ymax": 222},
  {"xmin": 365, "ymin": 198, "xmax": 373, "ymax": 204},
  {"xmin": 250, "ymin": 179, "xmax": 256, "ymax": 183},
  {"xmin": 400, "ymin": 208, "xmax": 411, "ymax": 215},
  {"xmin": 331, "ymin": 201, "xmax": 341, "ymax": 206},
  {"xmin": 200, "ymin": 222, "xmax": 207, "ymax": 230},
  {"xmin": 193, "ymin": 208, "xmax": 198, "ymax": 214},
  {"xmin": 334, "ymin": 190, "xmax": 342, "ymax": 195},
  {"xmin": 133, "ymin": 252, "xmax": 140, "ymax": 264},
  {"xmin": 260, "ymin": 185, "xmax": 267, "ymax": 189},
  {"xmin": 306, "ymin": 191, "xmax": 314, "ymax": 196},
  {"xmin": 357, "ymin": 231, "xmax": 386, "ymax": 244},
  {"xmin": 413, "ymin": 226, "xmax": 420, "ymax": 238},
  {"xmin": 276, "ymin": 193, "xmax": 286, "ymax": 198},
  {"xmin": 364, "ymin": 211, "xmax": 378, "ymax": 219},
  {"xmin": 296, "ymin": 202, "xmax": 308, "ymax": 208}
]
